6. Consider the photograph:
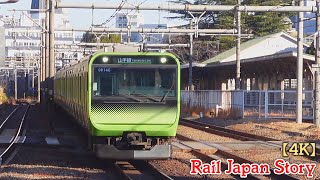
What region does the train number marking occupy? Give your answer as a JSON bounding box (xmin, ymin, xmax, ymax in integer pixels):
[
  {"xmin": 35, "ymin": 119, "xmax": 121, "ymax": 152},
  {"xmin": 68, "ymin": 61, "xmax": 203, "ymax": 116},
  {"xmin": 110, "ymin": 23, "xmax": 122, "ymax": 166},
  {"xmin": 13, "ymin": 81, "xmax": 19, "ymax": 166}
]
[{"xmin": 97, "ymin": 68, "xmax": 111, "ymax": 73}]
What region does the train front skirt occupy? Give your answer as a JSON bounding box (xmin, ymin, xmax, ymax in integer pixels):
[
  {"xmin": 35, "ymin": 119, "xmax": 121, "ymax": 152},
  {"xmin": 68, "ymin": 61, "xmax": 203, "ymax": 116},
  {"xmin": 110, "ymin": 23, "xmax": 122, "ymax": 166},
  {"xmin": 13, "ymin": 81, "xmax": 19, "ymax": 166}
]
[{"xmin": 94, "ymin": 144, "xmax": 172, "ymax": 160}]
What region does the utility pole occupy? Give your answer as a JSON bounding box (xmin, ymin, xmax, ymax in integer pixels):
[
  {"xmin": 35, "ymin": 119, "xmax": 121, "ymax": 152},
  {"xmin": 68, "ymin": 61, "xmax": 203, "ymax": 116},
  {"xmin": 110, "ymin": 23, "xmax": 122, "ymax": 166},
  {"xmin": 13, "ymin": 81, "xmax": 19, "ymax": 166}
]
[
  {"xmin": 315, "ymin": 0, "xmax": 320, "ymax": 126},
  {"xmin": 297, "ymin": 0, "xmax": 304, "ymax": 124},
  {"xmin": 235, "ymin": 0, "xmax": 241, "ymax": 90},
  {"xmin": 49, "ymin": 0, "xmax": 55, "ymax": 98}
]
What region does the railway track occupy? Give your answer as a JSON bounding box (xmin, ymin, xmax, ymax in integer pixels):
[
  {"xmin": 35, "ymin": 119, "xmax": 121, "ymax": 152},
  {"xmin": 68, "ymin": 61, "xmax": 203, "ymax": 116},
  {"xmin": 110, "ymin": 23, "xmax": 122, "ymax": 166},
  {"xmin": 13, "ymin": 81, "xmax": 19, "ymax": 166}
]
[
  {"xmin": 180, "ymin": 119, "xmax": 277, "ymax": 141},
  {"xmin": 0, "ymin": 104, "xmax": 30, "ymax": 166},
  {"xmin": 176, "ymin": 133, "xmax": 299, "ymax": 180},
  {"xmin": 114, "ymin": 160, "xmax": 173, "ymax": 180},
  {"xmin": 180, "ymin": 118, "xmax": 320, "ymax": 156}
]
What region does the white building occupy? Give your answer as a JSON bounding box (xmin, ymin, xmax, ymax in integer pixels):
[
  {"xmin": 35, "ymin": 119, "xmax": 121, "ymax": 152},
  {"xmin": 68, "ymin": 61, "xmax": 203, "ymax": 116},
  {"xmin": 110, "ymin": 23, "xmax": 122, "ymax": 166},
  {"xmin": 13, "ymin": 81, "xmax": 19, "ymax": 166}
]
[
  {"xmin": 1, "ymin": 0, "xmax": 83, "ymax": 70},
  {"xmin": 115, "ymin": 12, "xmax": 168, "ymax": 44},
  {"xmin": 0, "ymin": 20, "xmax": 5, "ymax": 67},
  {"xmin": 0, "ymin": 0, "xmax": 83, "ymax": 97},
  {"xmin": 116, "ymin": 12, "xmax": 144, "ymax": 28}
]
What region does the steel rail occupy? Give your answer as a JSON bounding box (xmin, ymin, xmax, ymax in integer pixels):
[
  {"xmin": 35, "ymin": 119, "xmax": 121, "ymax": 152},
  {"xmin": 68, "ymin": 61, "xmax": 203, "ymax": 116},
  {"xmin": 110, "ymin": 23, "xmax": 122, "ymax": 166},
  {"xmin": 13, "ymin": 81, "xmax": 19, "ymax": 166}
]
[
  {"xmin": 131, "ymin": 160, "xmax": 173, "ymax": 180},
  {"xmin": 113, "ymin": 162, "xmax": 132, "ymax": 180},
  {"xmin": 0, "ymin": 105, "xmax": 21, "ymax": 135},
  {"xmin": 114, "ymin": 160, "xmax": 173, "ymax": 180},
  {"xmin": 180, "ymin": 119, "xmax": 320, "ymax": 155},
  {"xmin": 176, "ymin": 134, "xmax": 299, "ymax": 180},
  {"xmin": 0, "ymin": 105, "xmax": 30, "ymax": 165},
  {"xmin": 180, "ymin": 119, "xmax": 277, "ymax": 141},
  {"xmin": 180, "ymin": 118, "xmax": 285, "ymax": 149}
]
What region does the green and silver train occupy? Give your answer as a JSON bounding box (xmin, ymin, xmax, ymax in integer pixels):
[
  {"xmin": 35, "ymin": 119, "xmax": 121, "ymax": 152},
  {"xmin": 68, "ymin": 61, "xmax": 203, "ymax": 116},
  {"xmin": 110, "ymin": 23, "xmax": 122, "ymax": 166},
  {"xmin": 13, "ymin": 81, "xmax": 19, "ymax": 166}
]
[{"xmin": 54, "ymin": 52, "xmax": 180, "ymax": 159}]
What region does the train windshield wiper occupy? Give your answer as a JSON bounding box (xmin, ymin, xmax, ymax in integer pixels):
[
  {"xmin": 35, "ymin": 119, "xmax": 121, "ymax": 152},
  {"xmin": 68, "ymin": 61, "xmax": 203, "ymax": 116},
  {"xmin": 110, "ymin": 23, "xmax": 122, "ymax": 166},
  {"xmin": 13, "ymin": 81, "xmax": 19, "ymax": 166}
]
[
  {"xmin": 119, "ymin": 94, "xmax": 143, "ymax": 102},
  {"xmin": 130, "ymin": 93, "xmax": 162, "ymax": 102},
  {"xmin": 160, "ymin": 83, "xmax": 175, "ymax": 102}
]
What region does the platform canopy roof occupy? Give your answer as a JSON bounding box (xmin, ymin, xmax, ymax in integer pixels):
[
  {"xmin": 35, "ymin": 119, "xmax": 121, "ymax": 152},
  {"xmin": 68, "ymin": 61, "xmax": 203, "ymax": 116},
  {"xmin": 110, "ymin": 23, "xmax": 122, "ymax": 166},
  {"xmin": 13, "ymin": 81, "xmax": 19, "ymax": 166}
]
[{"xmin": 181, "ymin": 32, "xmax": 313, "ymax": 69}]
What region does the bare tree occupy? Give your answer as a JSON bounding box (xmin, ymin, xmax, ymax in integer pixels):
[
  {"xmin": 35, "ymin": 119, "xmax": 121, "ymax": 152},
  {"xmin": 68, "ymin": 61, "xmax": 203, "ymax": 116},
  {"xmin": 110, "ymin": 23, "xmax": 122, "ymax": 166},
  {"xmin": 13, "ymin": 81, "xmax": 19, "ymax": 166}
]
[{"xmin": 168, "ymin": 35, "xmax": 219, "ymax": 63}]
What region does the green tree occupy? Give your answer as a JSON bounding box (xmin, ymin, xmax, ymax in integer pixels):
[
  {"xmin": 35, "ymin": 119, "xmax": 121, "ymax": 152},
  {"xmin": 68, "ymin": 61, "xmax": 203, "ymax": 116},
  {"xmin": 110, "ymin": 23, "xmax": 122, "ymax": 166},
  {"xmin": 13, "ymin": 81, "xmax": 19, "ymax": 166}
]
[
  {"xmin": 169, "ymin": 0, "xmax": 294, "ymax": 53},
  {"xmin": 81, "ymin": 32, "xmax": 121, "ymax": 43},
  {"xmin": 306, "ymin": 41, "xmax": 315, "ymax": 55}
]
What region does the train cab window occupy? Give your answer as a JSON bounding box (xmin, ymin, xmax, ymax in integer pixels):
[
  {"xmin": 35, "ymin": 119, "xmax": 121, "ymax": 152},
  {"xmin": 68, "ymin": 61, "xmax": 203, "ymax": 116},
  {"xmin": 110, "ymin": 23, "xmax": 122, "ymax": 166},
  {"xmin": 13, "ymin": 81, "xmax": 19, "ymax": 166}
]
[{"xmin": 92, "ymin": 66, "xmax": 176, "ymax": 101}]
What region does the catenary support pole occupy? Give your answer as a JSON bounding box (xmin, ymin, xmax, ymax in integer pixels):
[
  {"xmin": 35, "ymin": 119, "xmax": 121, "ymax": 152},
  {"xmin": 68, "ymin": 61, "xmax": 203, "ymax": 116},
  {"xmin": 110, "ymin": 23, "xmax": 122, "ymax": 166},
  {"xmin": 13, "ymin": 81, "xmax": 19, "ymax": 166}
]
[
  {"xmin": 297, "ymin": 0, "xmax": 304, "ymax": 124},
  {"xmin": 32, "ymin": 69, "xmax": 34, "ymax": 97},
  {"xmin": 38, "ymin": 67, "xmax": 41, "ymax": 102},
  {"xmin": 189, "ymin": 34, "xmax": 193, "ymax": 91},
  {"xmin": 41, "ymin": 19, "xmax": 45, "ymax": 83},
  {"xmin": 235, "ymin": 0, "xmax": 241, "ymax": 90},
  {"xmin": 315, "ymin": 0, "xmax": 320, "ymax": 126},
  {"xmin": 14, "ymin": 69, "xmax": 17, "ymax": 100},
  {"xmin": 41, "ymin": 18, "xmax": 45, "ymax": 104},
  {"xmin": 49, "ymin": 0, "xmax": 55, "ymax": 98},
  {"xmin": 45, "ymin": 0, "xmax": 50, "ymax": 88}
]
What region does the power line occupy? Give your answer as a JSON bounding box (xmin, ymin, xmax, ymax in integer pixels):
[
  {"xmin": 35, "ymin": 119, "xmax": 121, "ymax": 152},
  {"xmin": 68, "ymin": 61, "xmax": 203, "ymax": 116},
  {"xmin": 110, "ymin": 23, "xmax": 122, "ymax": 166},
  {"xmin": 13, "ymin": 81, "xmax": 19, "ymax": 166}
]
[
  {"xmin": 55, "ymin": 3, "xmax": 319, "ymax": 13},
  {"xmin": 106, "ymin": 0, "xmax": 149, "ymax": 29},
  {"xmin": 94, "ymin": 0, "xmax": 127, "ymax": 27}
]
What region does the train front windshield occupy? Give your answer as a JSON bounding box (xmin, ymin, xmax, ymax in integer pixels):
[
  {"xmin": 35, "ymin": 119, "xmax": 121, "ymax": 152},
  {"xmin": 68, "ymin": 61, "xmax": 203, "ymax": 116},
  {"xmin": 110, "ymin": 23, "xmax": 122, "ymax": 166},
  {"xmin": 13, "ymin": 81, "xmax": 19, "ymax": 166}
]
[{"xmin": 92, "ymin": 66, "xmax": 177, "ymax": 101}]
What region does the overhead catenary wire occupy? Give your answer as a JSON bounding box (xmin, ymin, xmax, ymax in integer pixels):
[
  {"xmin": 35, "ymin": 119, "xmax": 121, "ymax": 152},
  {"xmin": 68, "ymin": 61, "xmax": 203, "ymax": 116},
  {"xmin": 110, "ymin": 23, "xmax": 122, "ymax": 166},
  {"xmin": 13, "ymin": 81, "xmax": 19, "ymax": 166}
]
[
  {"xmin": 86, "ymin": 0, "xmax": 151, "ymax": 46},
  {"xmin": 105, "ymin": 0, "xmax": 149, "ymax": 29},
  {"xmin": 93, "ymin": 0, "xmax": 127, "ymax": 27},
  {"xmin": 55, "ymin": 3, "xmax": 320, "ymax": 13}
]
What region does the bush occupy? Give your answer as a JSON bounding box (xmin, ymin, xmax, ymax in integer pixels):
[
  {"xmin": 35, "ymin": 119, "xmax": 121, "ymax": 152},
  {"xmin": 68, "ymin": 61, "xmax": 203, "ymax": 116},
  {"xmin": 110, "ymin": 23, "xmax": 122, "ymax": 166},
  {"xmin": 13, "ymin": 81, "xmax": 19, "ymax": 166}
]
[
  {"xmin": 180, "ymin": 103, "xmax": 242, "ymax": 120},
  {"xmin": 0, "ymin": 87, "xmax": 8, "ymax": 104},
  {"xmin": 216, "ymin": 108, "xmax": 242, "ymax": 120}
]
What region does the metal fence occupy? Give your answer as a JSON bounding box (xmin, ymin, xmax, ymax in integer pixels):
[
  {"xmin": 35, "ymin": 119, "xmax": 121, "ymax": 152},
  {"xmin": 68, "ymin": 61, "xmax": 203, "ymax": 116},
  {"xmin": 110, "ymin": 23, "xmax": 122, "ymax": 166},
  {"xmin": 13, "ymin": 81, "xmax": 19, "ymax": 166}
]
[
  {"xmin": 243, "ymin": 90, "xmax": 313, "ymax": 120},
  {"xmin": 181, "ymin": 90, "xmax": 243, "ymax": 109},
  {"xmin": 181, "ymin": 90, "xmax": 314, "ymax": 119}
]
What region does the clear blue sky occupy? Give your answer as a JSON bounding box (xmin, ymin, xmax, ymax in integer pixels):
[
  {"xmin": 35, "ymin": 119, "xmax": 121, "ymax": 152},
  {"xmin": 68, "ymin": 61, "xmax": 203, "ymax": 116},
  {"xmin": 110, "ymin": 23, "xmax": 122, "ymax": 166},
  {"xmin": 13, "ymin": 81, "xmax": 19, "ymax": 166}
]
[{"xmin": 0, "ymin": 0, "xmax": 186, "ymax": 29}]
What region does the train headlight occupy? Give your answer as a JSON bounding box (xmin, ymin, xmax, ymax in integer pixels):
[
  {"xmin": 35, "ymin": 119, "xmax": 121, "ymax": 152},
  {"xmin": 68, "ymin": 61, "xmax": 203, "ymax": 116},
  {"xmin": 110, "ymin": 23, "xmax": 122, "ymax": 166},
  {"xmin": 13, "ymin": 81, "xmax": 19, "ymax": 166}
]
[
  {"xmin": 102, "ymin": 57, "xmax": 109, "ymax": 63},
  {"xmin": 160, "ymin": 57, "xmax": 167, "ymax": 63}
]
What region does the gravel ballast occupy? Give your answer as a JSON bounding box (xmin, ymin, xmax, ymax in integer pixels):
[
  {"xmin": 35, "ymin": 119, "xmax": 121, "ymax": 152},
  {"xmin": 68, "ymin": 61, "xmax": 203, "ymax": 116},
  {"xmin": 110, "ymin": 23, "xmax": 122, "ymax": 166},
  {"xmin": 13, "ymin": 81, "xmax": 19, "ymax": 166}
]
[
  {"xmin": 178, "ymin": 117, "xmax": 320, "ymax": 179},
  {"xmin": 0, "ymin": 147, "xmax": 115, "ymax": 180},
  {"xmin": 178, "ymin": 125, "xmax": 239, "ymax": 142},
  {"xmin": 150, "ymin": 152, "xmax": 235, "ymax": 180},
  {"xmin": 183, "ymin": 117, "xmax": 320, "ymax": 141}
]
